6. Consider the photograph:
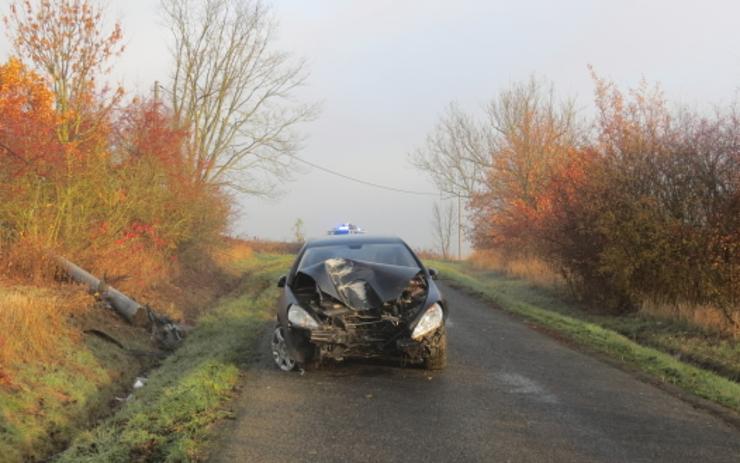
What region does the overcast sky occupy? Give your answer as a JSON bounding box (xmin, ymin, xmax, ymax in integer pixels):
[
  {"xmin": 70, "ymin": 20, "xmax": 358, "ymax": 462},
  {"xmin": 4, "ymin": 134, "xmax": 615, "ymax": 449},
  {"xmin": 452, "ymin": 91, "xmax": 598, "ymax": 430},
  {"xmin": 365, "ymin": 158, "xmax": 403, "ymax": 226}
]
[{"xmin": 2, "ymin": 0, "xmax": 739, "ymax": 250}]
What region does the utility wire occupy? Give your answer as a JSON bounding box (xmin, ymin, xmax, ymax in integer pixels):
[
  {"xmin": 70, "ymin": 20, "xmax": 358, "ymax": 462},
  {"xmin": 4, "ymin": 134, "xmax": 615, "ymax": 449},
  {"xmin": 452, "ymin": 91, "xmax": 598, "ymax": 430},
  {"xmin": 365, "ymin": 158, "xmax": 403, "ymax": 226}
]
[
  {"xmin": 153, "ymin": 81, "xmax": 458, "ymax": 199},
  {"xmin": 289, "ymin": 154, "xmax": 448, "ymax": 197}
]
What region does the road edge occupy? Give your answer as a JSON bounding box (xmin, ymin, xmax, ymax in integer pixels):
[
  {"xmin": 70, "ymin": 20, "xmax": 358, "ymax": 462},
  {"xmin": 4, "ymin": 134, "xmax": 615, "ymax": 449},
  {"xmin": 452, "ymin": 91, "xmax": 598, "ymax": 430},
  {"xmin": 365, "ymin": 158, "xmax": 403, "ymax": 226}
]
[{"xmin": 438, "ymin": 274, "xmax": 740, "ymax": 432}]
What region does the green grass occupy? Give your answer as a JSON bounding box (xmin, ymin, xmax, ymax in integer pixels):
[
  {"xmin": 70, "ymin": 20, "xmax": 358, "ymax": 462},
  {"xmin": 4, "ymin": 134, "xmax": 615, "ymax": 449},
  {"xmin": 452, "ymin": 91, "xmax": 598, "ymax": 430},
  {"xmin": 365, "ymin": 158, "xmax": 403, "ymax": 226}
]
[
  {"xmin": 0, "ymin": 341, "xmax": 111, "ymax": 462},
  {"xmin": 0, "ymin": 295, "xmax": 157, "ymax": 463},
  {"xmin": 437, "ymin": 262, "xmax": 740, "ymax": 381},
  {"xmin": 429, "ymin": 260, "xmax": 740, "ymax": 413},
  {"xmin": 55, "ymin": 253, "xmax": 293, "ymax": 463}
]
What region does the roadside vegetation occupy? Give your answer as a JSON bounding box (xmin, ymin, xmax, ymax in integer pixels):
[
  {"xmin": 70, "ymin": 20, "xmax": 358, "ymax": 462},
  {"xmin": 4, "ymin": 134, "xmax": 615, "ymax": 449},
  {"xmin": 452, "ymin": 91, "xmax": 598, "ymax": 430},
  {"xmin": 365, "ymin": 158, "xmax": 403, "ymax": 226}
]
[
  {"xmin": 415, "ymin": 74, "xmax": 739, "ymax": 338},
  {"xmin": 430, "ymin": 259, "xmax": 740, "ymax": 413},
  {"xmin": 414, "ymin": 39, "xmax": 739, "ymax": 423},
  {"xmin": 0, "ymin": 285, "xmax": 135, "ymax": 462},
  {"xmin": 0, "ymin": 1, "xmax": 309, "ymax": 462},
  {"xmin": 56, "ymin": 253, "xmax": 292, "ymax": 463},
  {"xmin": 465, "ymin": 252, "xmax": 740, "ymax": 381},
  {"xmin": 0, "ymin": 240, "xmax": 266, "ymax": 461}
]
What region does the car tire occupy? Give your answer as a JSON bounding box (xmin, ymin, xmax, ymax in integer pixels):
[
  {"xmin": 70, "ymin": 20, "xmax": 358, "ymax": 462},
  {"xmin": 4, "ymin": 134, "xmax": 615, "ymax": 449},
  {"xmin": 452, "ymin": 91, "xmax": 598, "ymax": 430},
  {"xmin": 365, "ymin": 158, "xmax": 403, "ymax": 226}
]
[
  {"xmin": 423, "ymin": 326, "xmax": 448, "ymax": 370},
  {"xmin": 271, "ymin": 325, "xmax": 297, "ymax": 371}
]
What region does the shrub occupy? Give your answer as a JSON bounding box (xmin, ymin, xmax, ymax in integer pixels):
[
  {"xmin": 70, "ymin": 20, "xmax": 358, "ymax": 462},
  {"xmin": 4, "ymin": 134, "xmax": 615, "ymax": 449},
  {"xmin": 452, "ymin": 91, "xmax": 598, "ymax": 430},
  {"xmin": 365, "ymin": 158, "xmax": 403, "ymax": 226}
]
[{"xmin": 465, "ymin": 74, "xmax": 739, "ymax": 328}]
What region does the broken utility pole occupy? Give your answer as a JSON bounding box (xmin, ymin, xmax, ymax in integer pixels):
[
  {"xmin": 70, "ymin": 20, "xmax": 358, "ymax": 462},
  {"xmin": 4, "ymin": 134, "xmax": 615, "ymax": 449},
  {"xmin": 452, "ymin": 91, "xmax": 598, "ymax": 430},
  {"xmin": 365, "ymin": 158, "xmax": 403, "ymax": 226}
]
[{"xmin": 56, "ymin": 256, "xmax": 184, "ymax": 349}]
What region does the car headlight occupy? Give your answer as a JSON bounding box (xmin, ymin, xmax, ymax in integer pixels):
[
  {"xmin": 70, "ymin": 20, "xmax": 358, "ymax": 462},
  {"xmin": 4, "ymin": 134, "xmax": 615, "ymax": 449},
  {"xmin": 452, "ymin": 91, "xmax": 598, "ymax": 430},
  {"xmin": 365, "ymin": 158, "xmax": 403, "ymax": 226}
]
[
  {"xmin": 411, "ymin": 303, "xmax": 444, "ymax": 340},
  {"xmin": 288, "ymin": 304, "xmax": 319, "ymax": 330}
]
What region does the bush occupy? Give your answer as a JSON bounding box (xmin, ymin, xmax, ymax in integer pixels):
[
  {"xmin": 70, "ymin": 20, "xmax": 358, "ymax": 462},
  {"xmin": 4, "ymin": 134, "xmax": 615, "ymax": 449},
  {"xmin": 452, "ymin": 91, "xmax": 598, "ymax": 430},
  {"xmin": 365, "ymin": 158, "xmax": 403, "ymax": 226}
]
[
  {"xmin": 0, "ymin": 61, "xmax": 230, "ymax": 302},
  {"xmin": 466, "ymin": 74, "xmax": 739, "ymax": 330}
]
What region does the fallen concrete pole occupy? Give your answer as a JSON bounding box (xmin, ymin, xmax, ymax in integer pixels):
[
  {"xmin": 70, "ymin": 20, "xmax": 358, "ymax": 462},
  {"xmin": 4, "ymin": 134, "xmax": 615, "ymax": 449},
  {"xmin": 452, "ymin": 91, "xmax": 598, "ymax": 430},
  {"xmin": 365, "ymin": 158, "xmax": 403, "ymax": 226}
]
[
  {"xmin": 57, "ymin": 256, "xmax": 142, "ymax": 323},
  {"xmin": 56, "ymin": 256, "xmax": 184, "ymax": 349}
]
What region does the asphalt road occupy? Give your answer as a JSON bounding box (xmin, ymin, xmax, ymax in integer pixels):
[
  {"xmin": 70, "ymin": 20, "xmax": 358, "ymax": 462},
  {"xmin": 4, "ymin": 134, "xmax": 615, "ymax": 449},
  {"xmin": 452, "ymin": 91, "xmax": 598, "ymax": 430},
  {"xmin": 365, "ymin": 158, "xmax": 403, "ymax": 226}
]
[{"xmin": 211, "ymin": 282, "xmax": 740, "ymax": 463}]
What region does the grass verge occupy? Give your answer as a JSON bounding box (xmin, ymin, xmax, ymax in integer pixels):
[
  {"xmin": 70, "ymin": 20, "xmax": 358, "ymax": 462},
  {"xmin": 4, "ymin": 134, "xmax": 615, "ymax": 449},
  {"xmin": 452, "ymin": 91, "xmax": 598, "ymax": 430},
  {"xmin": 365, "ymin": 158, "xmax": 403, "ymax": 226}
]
[
  {"xmin": 0, "ymin": 286, "xmax": 158, "ymax": 462},
  {"xmin": 55, "ymin": 253, "xmax": 292, "ymax": 462},
  {"xmin": 429, "ymin": 260, "xmax": 740, "ymax": 414}
]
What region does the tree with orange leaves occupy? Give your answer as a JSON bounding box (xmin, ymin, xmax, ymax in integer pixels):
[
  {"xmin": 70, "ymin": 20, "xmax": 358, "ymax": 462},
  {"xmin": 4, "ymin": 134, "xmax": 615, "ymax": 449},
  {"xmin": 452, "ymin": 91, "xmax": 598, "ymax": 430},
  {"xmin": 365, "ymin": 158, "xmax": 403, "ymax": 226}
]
[
  {"xmin": 0, "ymin": 57, "xmax": 61, "ymax": 178},
  {"xmin": 2, "ymin": 0, "xmax": 125, "ymax": 252},
  {"xmin": 420, "ymin": 77, "xmax": 581, "ymax": 252},
  {"xmin": 116, "ymin": 98, "xmax": 190, "ymax": 182},
  {"xmin": 4, "ymin": 0, "xmax": 124, "ymax": 148}
]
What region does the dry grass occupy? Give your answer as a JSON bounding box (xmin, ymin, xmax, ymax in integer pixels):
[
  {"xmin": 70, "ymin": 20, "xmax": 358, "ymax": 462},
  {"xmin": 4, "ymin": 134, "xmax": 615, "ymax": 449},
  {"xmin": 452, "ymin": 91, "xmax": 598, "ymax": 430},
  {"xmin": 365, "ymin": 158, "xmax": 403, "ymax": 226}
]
[
  {"xmin": 1, "ymin": 237, "xmax": 59, "ymax": 285},
  {"xmin": 641, "ymin": 299, "xmax": 740, "ymax": 338},
  {"xmin": 0, "ymin": 281, "xmax": 157, "ymax": 462},
  {"xmin": 149, "ymin": 244, "xmax": 245, "ymax": 322},
  {"xmin": 0, "ymin": 285, "xmax": 92, "ymax": 371},
  {"xmin": 415, "ymin": 248, "xmax": 445, "ymax": 260},
  {"xmin": 90, "ymin": 244, "xmax": 172, "ymax": 294},
  {"xmin": 214, "ymin": 238, "xmax": 254, "ymax": 267},
  {"xmin": 468, "ymin": 250, "xmax": 564, "ymax": 289},
  {"xmin": 467, "ymin": 250, "xmax": 738, "ymax": 337},
  {"xmin": 239, "ymin": 237, "xmax": 302, "ymax": 254}
]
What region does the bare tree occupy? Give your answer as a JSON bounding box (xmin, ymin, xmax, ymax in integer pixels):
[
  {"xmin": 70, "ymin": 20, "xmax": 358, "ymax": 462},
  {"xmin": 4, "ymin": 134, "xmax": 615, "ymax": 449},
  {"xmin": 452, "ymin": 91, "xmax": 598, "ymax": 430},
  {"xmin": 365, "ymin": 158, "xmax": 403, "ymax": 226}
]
[
  {"xmin": 411, "ymin": 103, "xmax": 491, "ymax": 198},
  {"xmin": 162, "ymin": 0, "xmax": 318, "ymax": 194},
  {"xmin": 431, "ymin": 201, "xmax": 455, "ymax": 259},
  {"xmin": 411, "ymin": 76, "xmax": 580, "ymax": 203},
  {"xmin": 413, "ymin": 77, "xmax": 580, "ymax": 252}
]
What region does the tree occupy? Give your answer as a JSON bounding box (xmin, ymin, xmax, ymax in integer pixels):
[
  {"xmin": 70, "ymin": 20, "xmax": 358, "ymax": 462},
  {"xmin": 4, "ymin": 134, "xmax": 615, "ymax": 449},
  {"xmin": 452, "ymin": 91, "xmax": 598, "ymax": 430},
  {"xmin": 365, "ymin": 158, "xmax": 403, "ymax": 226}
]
[
  {"xmin": 431, "ymin": 201, "xmax": 455, "ymax": 259},
  {"xmin": 0, "ymin": 58, "xmax": 60, "ymax": 178},
  {"xmin": 482, "ymin": 77, "xmax": 579, "ymax": 214},
  {"xmin": 3, "ymin": 0, "xmax": 125, "ymax": 249},
  {"xmin": 116, "ymin": 98, "xmax": 189, "ymax": 179},
  {"xmin": 413, "ymin": 76, "xmax": 580, "ymax": 250},
  {"xmin": 292, "ymin": 218, "xmax": 305, "ymax": 243},
  {"xmin": 161, "ymin": 0, "xmax": 317, "ymax": 194},
  {"xmin": 411, "ymin": 103, "xmax": 491, "ymax": 198},
  {"xmin": 0, "ymin": 57, "xmax": 61, "ymax": 247},
  {"xmin": 472, "ymin": 78, "xmax": 578, "ymax": 252},
  {"xmin": 4, "ymin": 0, "xmax": 124, "ymax": 146}
]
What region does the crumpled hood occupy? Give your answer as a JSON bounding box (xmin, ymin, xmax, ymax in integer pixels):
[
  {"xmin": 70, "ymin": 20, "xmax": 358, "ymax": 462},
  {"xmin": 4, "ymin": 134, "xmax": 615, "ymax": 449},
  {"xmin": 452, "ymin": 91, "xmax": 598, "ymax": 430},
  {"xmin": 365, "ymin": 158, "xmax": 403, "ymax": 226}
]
[{"xmin": 295, "ymin": 258, "xmax": 423, "ymax": 311}]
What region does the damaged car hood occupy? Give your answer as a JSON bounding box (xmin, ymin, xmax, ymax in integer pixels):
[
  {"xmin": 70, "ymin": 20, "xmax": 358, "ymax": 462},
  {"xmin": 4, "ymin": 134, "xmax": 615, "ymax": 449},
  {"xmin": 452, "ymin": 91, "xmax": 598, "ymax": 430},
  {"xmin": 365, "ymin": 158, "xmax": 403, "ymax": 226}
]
[{"xmin": 295, "ymin": 258, "xmax": 423, "ymax": 311}]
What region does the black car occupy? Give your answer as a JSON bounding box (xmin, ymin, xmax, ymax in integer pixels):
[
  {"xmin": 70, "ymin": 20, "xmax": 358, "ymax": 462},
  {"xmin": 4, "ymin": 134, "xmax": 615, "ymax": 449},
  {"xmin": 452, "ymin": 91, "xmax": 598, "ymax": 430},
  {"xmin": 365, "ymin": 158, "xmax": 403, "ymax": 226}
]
[{"xmin": 271, "ymin": 235, "xmax": 448, "ymax": 371}]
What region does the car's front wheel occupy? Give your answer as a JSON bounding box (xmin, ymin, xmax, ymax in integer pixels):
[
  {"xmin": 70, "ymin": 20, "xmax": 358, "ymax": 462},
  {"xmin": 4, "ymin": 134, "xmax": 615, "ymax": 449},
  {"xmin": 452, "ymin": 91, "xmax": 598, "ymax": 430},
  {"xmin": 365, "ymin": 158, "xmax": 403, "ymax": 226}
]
[
  {"xmin": 423, "ymin": 326, "xmax": 448, "ymax": 370},
  {"xmin": 271, "ymin": 326, "xmax": 297, "ymax": 371}
]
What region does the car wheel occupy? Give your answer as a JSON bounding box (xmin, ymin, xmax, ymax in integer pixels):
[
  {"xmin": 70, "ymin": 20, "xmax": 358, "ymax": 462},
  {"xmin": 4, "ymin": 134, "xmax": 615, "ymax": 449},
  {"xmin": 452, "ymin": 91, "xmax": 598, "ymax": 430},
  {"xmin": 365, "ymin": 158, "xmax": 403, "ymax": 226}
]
[
  {"xmin": 271, "ymin": 326, "xmax": 297, "ymax": 371},
  {"xmin": 423, "ymin": 326, "xmax": 447, "ymax": 370}
]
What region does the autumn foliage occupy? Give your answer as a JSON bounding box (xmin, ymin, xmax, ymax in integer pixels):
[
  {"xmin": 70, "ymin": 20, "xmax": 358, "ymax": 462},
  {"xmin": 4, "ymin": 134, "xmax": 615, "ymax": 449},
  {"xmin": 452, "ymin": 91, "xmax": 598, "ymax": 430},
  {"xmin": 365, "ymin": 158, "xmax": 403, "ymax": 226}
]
[
  {"xmin": 0, "ymin": 1, "xmax": 229, "ymax": 295},
  {"xmin": 467, "ymin": 76, "xmax": 739, "ymax": 332},
  {"xmin": 0, "ymin": 58, "xmax": 61, "ymax": 178}
]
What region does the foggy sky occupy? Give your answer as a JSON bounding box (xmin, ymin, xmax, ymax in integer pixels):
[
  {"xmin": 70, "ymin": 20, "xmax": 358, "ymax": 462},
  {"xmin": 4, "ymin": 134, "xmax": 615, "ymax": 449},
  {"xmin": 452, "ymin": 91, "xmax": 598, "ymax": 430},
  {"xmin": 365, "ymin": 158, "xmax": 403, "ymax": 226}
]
[{"xmin": 1, "ymin": 0, "xmax": 738, "ymax": 251}]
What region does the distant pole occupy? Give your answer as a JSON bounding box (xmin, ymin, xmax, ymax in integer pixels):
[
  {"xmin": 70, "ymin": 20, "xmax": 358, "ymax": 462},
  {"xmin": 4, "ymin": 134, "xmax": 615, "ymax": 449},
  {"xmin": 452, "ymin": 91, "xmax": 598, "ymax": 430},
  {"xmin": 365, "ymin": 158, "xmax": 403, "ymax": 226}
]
[
  {"xmin": 153, "ymin": 80, "xmax": 160, "ymax": 101},
  {"xmin": 457, "ymin": 192, "xmax": 462, "ymax": 260}
]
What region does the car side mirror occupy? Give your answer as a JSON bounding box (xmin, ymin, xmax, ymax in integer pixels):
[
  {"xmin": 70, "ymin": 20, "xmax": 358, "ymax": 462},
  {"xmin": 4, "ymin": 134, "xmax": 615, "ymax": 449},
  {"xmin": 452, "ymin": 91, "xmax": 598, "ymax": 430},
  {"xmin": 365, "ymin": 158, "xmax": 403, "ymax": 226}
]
[
  {"xmin": 277, "ymin": 275, "xmax": 287, "ymax": 288},
  {"xmin": 428, "ymin": 268, "xmax": 439, "ymax": 280}
]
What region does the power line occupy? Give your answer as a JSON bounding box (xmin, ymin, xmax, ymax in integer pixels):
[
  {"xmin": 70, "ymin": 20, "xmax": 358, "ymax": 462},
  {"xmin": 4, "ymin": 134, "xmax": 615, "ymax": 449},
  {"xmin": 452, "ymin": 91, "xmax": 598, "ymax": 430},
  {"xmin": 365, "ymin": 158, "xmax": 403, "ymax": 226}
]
[
  {"xmin": 153, "ymin": 81, "xmax": 456, "ymax": 199},
  {"xmin": 152, "ymin": 80, "xmax": 454, "ymax": 199},
  {"xmin": 289, "ymin": 154, "xmax": 444, "ymax": 197}
]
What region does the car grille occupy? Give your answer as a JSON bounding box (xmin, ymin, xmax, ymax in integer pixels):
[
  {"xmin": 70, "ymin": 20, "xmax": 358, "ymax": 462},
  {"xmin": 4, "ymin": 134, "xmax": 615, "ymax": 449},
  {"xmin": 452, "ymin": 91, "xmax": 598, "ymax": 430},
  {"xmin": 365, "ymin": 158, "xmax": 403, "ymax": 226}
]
[{"xmin": 310, "ymin": 311, "xmax": 402, "ymax": 350}]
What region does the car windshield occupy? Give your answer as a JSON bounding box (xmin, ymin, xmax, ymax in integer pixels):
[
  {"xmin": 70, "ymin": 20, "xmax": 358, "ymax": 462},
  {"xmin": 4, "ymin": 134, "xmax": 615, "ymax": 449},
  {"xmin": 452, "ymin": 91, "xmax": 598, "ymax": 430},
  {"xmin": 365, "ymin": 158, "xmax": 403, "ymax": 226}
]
[{"xmin": 299, "ymin": 242, "xmax": 420, "ymax": 269}]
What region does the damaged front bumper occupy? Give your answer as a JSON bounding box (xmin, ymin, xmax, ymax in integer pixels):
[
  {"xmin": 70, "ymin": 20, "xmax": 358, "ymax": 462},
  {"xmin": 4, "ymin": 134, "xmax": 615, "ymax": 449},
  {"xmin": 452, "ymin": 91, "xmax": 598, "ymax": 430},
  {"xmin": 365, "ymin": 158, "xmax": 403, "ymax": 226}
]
[{"xmin": 286, "ymin": 322, "xmax": 445, "ymax": 365}]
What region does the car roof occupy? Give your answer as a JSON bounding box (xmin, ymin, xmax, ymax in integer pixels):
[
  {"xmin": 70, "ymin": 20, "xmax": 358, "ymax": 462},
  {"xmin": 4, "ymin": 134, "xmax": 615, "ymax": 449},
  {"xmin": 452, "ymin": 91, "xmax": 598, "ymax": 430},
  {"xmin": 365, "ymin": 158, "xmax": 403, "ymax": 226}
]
[{"xmin": 305, "ymin": 234, "xmax": 406, "ymax": 247}]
